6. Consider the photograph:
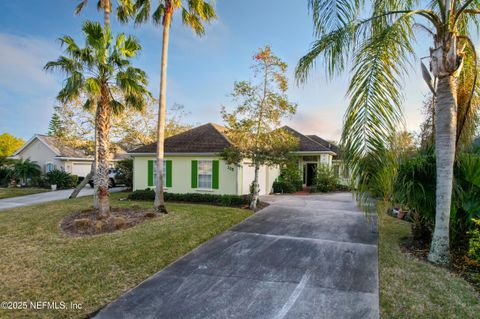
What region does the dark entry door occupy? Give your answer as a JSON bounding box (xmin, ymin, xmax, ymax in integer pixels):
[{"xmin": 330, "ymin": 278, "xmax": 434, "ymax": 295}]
[{"xmin": 306, "ymin": 163, "xmax": 317, "ymax": 186}]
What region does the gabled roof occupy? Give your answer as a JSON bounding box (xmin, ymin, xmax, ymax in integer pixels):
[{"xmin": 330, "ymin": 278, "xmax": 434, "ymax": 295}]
[
  {"xmin": 281, "ymin": 126, "xmax": 334, "ymax": 153},
  {"xmin": 307, "ymin": 135, "xmax": 340, "ymax": 155},
  {"xmin": 130, "ymin": 123, "xmax": 233, "ymax": 154},
  {"xmin": 13, "ymin": 134, "xmax": 127, "ymax": 160},
  {"xmin": 13, "ymin": 134, "xmax": 89, "ymax": 158}
]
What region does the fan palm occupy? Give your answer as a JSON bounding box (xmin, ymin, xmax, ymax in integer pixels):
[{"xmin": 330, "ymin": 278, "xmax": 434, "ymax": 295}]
[
  {"xmin": 118, "ymin": 0, "xmax": 216, "ymax": 213},
  {"xmin": 13, "ymin": 159, "xmax": 41, "ymax": 186},
  {"xmin": 296, "ymin": 0, "xmax": 479, "ymax": 264},
  {"xmin": 45, "ymin": 21, "xmax": 151, "ymax": 218},
  {"xmin": 72, "ymin": 0, "xmax": 135, "ymax": 203}
]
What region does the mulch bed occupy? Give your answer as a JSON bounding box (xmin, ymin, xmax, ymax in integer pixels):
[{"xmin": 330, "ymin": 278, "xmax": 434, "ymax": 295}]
[
  {"xmin": 61, "ymin": 206, "xmax": 159, "ymax": 237},
  {"xmin": 400, "ymin": 234, "xmax": 480, "ymax": 293}
]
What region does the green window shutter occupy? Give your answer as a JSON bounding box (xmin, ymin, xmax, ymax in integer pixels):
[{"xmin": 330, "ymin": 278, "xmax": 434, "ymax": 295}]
[
  {"xmin": 166, "ymin": 160, "xmax": 172, "ymax": 188},
  {"xmin": 212, "ymin": 160, "xmax": 219, "ymax": 189},
  {"xmin": 191, "ymin": 160, "xmax": 198, "ymax": 188},
  {"xmin": 147, "ymin": 160, "xmax": 154, "ymax": 187}
]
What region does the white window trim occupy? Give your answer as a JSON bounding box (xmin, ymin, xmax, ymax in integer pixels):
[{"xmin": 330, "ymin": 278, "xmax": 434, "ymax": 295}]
[
  {"xmin": 197, "ymin": 160, "xmax": 213, "ymax": 190},
  {"xmin": 45, "ymin": 162, "xmax": 55, "ymax": 173}
]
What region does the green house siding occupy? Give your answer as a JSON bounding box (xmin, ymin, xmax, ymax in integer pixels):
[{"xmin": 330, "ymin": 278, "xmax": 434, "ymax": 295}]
[{"xmin": 133, "ymin": 156, "xmax": 238, "ymax": 195}]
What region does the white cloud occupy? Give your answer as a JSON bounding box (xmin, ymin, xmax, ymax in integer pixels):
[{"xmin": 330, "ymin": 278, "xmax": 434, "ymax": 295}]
[
  {"xmin": 0, "ymin": 32, "xmax": 59, "ymax": 94},
  {"xmin": 0, "ymin": 32, "xmax": 60, "ymax": 138}
]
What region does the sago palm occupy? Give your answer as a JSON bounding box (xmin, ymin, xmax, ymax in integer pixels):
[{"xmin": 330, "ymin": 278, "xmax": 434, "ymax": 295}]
[
  {"xmin": 45, "ymin": 21, "xmax": 151, "ymax": 218},
  {"xmin": 296, "ymin": 0, "xmax": 479, "ymax": 264},
  {"xmin": 119, "ymin": 0, "xmax": 216, "ymax": 213}
]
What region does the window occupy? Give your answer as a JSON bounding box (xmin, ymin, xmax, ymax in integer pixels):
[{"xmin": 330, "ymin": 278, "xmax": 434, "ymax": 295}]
[
  {"xmin": 45, "ymin": 163, "xmax": 54, "ymax": 173},
  {"xmin": 198, "ymin": 160, "xmax": 212, "ymax": 189}
]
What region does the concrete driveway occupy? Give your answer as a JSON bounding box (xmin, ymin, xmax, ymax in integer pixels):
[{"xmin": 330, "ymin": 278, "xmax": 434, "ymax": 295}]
[
  {"xmin": 0, "ymin": 187, "xmax": 126, "ymax": 211},
  {"xmin": 95, "ymin": 192, "xmax": 379, "ymax": 319}
]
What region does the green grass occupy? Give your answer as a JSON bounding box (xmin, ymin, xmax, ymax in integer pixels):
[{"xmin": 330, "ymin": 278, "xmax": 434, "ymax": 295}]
[
  {"xmin": 0, "ymin": 187, "xmax": 49, "ymax": 199},
  {"xmin": 379, "ymin": 211, "xmax": 480, "ymax": 318},
  {"xmin": 0, "ymin": 193, "xmax": 252, "ymax": 318}
]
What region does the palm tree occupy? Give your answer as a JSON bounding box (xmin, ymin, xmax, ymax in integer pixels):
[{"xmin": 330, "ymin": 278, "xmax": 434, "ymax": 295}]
[
  {"xmin": 13, "ymin": 159, "xmax": 41, "ymax": 186},
  {"xmin": 295, "ymin": 0, "xmax": 479, "ymax": 265},
  {"xmin": 119, "ymin": 0, "xmax": 216, "ymax": 213},
  {"xmin": 45, "ymin": 21, "xmax": 151, "ymax": 218},
  {"xmin": 71, "ymin": 0, "xmax": 134, "ymax": 202}
]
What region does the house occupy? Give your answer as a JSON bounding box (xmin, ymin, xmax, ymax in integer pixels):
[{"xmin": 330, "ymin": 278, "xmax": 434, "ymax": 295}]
[
  {"xmin": 10, "ymin": 134, "xmax": 126, "ymax": 177},
  {"xmin": 129, "ymin": 123, "xmax": 338, "ymax": 195}
]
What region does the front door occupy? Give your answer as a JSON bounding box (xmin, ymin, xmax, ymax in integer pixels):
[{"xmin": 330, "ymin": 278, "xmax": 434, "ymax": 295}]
[{"xmin": 306, "ymin": 163, "xmax": 317, "ymax": 187}]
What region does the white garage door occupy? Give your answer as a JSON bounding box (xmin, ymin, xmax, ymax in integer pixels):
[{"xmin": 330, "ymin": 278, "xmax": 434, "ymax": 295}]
[{"xmin": 72, "ymin": 163, "xmax": 92, "ymax": 177}]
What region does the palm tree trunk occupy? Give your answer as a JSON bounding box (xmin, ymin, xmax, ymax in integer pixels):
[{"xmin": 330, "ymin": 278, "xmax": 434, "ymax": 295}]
[
  {"xmin": 154, "ymin": 9, "xmax": 173, "ymax": 214},
  {"xmin": 428, "ymin": 75, "xmax": 457, "ymax": 264},
  {"xmin": 95, "ymin": 88, "xmax": 112, "ymax": 219},
  {"xmin": 250, "ymin": 161, "xmax": 260, "ymax": 210}
]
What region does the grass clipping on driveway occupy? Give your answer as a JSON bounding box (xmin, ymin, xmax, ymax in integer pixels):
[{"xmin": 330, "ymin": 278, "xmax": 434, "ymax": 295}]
[
  {"xmin": 379, "ymin": 211, "xmax": 480, "ymax": 318},
  {"xmin": 0, "ymin": 193, "xmax": 251, "ymax": 319}
]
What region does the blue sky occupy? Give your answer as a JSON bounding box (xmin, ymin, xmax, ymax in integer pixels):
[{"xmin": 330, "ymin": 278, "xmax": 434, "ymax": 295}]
[{"xmin": 0, "ymin": 0, "xmax": 429, "ymax": 142}]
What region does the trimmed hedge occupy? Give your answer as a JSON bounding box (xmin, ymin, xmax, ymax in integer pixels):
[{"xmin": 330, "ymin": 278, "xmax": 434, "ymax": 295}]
[{"xmin": 127, "ymin": 189, "xmax": 250, "ymax": 207}]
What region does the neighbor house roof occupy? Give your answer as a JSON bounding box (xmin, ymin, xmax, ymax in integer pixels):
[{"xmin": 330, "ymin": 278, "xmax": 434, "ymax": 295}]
[
  {"xmin": 281, "ymin": 126, "xmax": 334, "ymax": 153},
  {"xmin": 307, "ymin": 135, "xmax": 340, "ymax": 155},
  {"xmin": 130, "ymin": 123, "xmax": 233, "ymax": 154},
  {"xmin": 13, "ymin": 134, "xmax": 127, "ymax": 160}
]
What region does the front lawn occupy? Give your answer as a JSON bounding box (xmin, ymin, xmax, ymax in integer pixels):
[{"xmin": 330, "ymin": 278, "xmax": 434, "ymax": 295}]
[
  {"xmin": 0, "ymin": 187, "xmax": 49, "ymax": 199},
  {"xmin": 379, "ymin": 211, "xmax": 480, "ymax": 318},
  {"xmin": 0, "ymin": 193, "xmax": 251, "ymax": 318}
]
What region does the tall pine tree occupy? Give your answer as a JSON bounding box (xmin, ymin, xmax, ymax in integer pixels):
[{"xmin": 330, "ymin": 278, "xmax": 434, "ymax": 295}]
[{"xmin": 48, "ymin": 111, "xmax": 65, "ymax": 137}]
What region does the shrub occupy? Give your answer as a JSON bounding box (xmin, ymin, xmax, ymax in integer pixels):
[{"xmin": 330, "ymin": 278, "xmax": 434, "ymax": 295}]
[
  {"xmin": 45, "ymin": 169, "xmax": 75, "ymax": 189},
  {"xmin": 116, "ymin": 159, "xmax": 133, "ymax": 188},
  {"xmin": 468, "ymin": 219, "xmax": 480, "ymax": 263},
  {"xmin": 127, "ymin": 189, "xmax": 250, "ymax": 207},
  {"xmin": 312, "ymin": 165, "xmax": 338, "ymax": 192},
  {"xmin": 272, "ymin": 161, "xmax": 303, "ymax": 193},
  {"xmin": 0, "ymin": 166, "xmax": 14, "ymax": 187},
  {"xmin": 393, "ymin": 154, "xmax": 436, "ymax": 241},
  {"xmin": 272, "ymin": 180, "xmax": 297, "ymax": 193}
]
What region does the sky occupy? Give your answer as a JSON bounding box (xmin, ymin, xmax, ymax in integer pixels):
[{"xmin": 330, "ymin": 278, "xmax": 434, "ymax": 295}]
[{"xmin": 0, "ymin": 0, "xmax": 430, "ymax": 142}]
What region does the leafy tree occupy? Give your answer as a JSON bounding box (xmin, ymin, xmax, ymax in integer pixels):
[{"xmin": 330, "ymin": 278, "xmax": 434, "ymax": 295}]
[
  {"xmin": 221, "ymin": 46, "xmax": 298, "ymax": 209},
  {"xmin": 47, "ymin": 112, "xmax": 66, "ymax": 138},
  {"xmin": 296, "ymin": 0, "xmax": 480, "ymax": 264},
  {"xmin": 53, "ymin": 101, "xmax": 191, "ymax": 150},
  {"xmin": 120, "ymin": 0, "xmax": 216, "ymax": 213},
  {"xmin": 45, "ymin": 21, "xmax": 151, "ymax": 218},
  {"xmin": 13, "ymin": 159, "xmax": 41, "ymax": 186},
  {"xmin": 0, "ymin": 133, "xmax": 24, "ymax": 157}
]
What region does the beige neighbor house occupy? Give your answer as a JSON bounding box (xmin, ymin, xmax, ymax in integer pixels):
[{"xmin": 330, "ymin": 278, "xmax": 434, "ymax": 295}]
[
  {"xmin": 129, "ymin": 123, "xmax": 338, "ymax": 196},
  {"xmin": 11, "ymin": 134, "xmax": 126, "ymax": 177}
]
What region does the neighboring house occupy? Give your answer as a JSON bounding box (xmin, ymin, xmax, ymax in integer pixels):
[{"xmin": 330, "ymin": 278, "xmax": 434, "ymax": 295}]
[
  {"xmin": 130, "ymin": 123, "xmax": 339, "ymax": 195},
  {"xmin": 10, "ymin": 134, "xmax": 126, "ymax": 177}
]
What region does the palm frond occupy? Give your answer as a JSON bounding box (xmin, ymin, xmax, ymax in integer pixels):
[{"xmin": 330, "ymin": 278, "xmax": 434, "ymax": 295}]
[
  {"xmin": 308, "ymin": 0, "xmax": 361, "ymax": 36},
  {"xmin": 74, "ymin": 0, "xmax": 89, "ymax": 15},
  {"xmin": 342, "ymin": 14, "xmax": 414, "ymax": 166}
]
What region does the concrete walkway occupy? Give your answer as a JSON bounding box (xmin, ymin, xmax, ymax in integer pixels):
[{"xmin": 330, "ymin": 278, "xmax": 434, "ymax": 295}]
[
  {"xmin": 95, "ymin": 192, "xmax": 379, "ymax": 319},
  {"xmin": 0, "ymin": 187, "xmax": 126, "ymax": 211}
]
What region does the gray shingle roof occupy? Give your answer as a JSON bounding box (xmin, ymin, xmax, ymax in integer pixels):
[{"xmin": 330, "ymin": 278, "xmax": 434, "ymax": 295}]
[
  {"xmin": 130, "ymin": 123, "xmax": 336, "ymax": 155},
  {"xmin": 307, "ymin": 135, "xmax": 340, "ymax": 155},
  {"xmin": 130, "ymin": 123, "xmax": 232, "ymax": 154},
  {"xmin": 281, "ymin": 126, "xmax": 333, "ymax": 153}
]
